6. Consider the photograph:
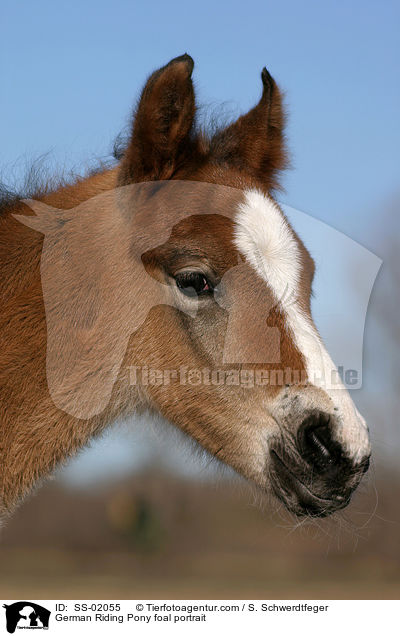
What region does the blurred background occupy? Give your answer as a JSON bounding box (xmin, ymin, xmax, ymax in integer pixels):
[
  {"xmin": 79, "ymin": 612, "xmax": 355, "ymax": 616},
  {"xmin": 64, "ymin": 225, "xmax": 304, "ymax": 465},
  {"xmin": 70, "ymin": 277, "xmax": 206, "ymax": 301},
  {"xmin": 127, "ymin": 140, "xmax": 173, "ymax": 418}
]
[{"xmin": 0, "ymin": 0, "xmax": 399, "ymax": 599}]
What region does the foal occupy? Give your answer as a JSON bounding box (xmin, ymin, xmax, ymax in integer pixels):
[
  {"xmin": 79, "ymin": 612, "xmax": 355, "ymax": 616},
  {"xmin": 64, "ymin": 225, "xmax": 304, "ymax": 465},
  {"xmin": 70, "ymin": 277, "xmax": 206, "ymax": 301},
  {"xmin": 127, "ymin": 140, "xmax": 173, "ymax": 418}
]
[{"xmin": 0, "ymin": 55, "xmax": 370, "ymax": 523}]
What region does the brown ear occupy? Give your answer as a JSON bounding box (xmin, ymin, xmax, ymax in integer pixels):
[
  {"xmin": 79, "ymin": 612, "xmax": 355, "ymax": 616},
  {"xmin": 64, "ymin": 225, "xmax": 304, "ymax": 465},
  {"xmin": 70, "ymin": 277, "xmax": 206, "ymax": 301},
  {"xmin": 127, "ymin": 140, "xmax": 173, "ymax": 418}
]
[
  {"xmin": 118, "ymin": 54, "xmax": 196, "ymax": 183},
  {"xmin": 210, "ymin": 68, "xmax": 288, "ymax": 190}
]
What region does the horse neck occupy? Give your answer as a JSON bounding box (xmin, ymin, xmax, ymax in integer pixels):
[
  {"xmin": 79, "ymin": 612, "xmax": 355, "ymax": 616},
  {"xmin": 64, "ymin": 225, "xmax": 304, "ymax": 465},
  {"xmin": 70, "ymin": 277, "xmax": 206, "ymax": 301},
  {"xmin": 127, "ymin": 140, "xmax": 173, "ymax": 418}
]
[{"xmin": 0, "ymin": 167, "xmax": 131, "ymax": 521}]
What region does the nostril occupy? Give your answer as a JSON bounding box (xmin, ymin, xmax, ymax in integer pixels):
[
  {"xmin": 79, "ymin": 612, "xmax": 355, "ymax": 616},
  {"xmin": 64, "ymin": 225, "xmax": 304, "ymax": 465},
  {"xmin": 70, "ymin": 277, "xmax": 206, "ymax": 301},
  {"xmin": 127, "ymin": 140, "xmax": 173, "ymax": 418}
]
[
  {"xmin": 298, "ymin": 413, "xmax": 343, "ymax": 474},
  {"xmin": 305, "ymin": 427, "xmax": 333, "ymax": 463}
]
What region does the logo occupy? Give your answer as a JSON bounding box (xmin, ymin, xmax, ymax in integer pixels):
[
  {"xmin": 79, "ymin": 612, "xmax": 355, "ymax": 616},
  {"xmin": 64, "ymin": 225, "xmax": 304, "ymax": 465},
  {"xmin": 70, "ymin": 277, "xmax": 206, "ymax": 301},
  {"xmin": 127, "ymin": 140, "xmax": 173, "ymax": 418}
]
[
  {"xmin": 13, "ymin": 182, "xmax": 381, "ymax": 420},
  {"xmin": 2, "ymin": 603, "xmax": 50, "ymax": 633}
]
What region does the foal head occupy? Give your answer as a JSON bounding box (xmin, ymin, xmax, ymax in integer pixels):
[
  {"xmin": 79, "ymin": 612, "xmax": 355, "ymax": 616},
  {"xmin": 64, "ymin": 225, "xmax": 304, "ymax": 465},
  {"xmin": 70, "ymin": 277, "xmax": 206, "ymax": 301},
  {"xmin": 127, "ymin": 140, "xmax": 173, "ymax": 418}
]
[
  {"xmin": 20, "ymin": 55, "xmax": 370, "ymax": 518},
  {"xmin": 112, "ymin": 54, "xmax": 371, "ymax": 517}
]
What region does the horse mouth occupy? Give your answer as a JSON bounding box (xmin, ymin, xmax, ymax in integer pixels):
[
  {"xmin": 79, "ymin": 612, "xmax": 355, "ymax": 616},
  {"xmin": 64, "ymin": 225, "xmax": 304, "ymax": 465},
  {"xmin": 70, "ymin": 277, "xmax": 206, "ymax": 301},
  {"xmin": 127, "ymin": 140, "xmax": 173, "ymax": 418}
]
[{"xmin": 269, "ymin": 451, "xmax": 351, "ymax": 518}]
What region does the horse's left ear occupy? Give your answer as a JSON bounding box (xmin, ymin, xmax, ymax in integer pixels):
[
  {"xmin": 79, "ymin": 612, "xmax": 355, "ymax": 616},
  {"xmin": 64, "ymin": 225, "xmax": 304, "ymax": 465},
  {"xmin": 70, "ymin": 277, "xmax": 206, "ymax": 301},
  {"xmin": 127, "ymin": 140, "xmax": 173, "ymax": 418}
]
[
  {"xmin": 210, "ymin": 68, "xmax": 288, "ymax": 190},
  {"xmin": 118, "ymin": 54, "xmax": 196, "ymax": 183}
]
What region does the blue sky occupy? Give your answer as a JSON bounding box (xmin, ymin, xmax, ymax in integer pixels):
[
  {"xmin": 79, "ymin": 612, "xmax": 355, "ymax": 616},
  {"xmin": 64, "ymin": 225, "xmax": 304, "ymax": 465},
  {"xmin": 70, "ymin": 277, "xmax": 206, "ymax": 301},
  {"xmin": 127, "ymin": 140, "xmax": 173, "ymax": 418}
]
[
  {"xmin": 2, "ymin": 0, "xmax": 399, "ymax": 243},
  {"xmin": 1, "ymin": 1, "xmax": 398, "ymax": 481}
]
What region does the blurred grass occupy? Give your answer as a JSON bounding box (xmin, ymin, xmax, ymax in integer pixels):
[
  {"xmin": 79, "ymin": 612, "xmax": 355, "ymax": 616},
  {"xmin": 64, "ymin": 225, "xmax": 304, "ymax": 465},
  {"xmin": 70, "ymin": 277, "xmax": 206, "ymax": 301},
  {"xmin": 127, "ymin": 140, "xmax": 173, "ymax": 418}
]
[{"xmin": 0, "ymin": 468, "xmax": 399, "ymax": 599}]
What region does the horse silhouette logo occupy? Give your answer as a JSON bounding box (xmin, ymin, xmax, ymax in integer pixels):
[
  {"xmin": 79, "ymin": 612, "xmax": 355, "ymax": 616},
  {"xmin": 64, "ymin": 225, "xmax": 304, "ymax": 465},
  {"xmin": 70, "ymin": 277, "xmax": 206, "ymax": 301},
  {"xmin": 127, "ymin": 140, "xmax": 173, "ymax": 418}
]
[
  {"xmin": 14, "ymin": 181, "xmax": 381, "ymax": 420},
  {"xmin": 15, "ymin": 181, "xmax": 282, "ymax": 419},
  {"xmin": 3, "ymin": 602, "xmax": 50, "ymax": 633}
]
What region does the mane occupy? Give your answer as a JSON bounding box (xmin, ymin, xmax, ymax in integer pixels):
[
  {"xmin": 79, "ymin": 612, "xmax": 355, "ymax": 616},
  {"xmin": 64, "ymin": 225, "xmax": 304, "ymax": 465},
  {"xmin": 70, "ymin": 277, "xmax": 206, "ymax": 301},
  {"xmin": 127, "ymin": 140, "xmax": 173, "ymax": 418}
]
[
  {"xmin": 0, "ymin": 184, "xmax": 20, "ymax": 218},
  {"xmin": 0, "ymin": 151, "xmax": 119, "ymax": 219}
]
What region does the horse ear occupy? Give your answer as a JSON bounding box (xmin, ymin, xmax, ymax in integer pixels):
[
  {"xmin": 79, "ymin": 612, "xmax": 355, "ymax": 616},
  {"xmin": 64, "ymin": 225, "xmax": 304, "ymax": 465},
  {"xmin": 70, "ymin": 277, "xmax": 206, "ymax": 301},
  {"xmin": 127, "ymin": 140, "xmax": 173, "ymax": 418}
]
[
  {"xmin": 210, "ymin": 68, "xmax": 288, "ymax": 190},
  {"xmin": 118, "ymin": 54, "xmax": 196, "ymax": 183}
]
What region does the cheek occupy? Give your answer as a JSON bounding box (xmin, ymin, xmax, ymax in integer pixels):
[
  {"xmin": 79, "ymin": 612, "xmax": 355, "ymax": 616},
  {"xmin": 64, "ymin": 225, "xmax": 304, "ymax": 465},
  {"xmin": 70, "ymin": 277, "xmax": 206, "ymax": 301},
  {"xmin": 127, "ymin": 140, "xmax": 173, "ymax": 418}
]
[{"xmin": 181, "ymin": 305, "xmax": 229, "ymax": 363}]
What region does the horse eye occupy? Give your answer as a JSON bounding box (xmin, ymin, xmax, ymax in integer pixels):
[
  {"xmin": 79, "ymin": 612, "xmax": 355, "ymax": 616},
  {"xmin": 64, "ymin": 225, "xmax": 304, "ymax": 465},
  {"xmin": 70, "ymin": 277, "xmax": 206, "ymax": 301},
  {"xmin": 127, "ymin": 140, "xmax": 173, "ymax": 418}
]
[{"xmin": 174, "ymin": 272, "xmax": 213, "ymax": 297}]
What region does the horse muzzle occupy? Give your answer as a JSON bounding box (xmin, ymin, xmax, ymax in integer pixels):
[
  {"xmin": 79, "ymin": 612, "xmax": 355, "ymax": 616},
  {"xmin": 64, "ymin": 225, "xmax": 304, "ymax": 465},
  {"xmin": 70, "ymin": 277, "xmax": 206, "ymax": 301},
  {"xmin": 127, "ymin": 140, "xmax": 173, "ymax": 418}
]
[{"xmin": 269, "ymin": 410, "xmax": 371, "ymax": 517}]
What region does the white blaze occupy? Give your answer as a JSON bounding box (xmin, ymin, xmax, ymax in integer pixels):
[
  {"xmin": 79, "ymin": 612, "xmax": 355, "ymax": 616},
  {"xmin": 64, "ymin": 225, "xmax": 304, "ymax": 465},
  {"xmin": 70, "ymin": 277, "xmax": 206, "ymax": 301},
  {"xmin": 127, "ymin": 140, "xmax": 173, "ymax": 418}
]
[{"xmin": 234, "ymin": 189, "xmax": 369, "ymax": 461}]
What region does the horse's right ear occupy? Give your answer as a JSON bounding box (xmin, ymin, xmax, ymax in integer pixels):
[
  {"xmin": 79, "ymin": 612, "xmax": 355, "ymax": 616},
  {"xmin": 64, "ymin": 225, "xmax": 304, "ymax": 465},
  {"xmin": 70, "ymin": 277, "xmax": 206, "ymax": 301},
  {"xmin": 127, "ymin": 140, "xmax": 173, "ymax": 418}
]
[
  {"xmin": 118, "ymin": 54, "xmax": 196, "ymax": 183},
  {"xmin": 209, "ymin": 68, "xmax": 288, "ymax": 191}
]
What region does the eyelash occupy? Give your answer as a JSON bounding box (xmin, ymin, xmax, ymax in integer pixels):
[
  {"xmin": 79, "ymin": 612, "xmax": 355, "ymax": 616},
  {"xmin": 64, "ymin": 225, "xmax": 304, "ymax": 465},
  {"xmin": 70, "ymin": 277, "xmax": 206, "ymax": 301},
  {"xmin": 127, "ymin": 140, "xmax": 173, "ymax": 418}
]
[{"xmin": 174, "ymin": 271, "xmax": 214, "ymax": 298}]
